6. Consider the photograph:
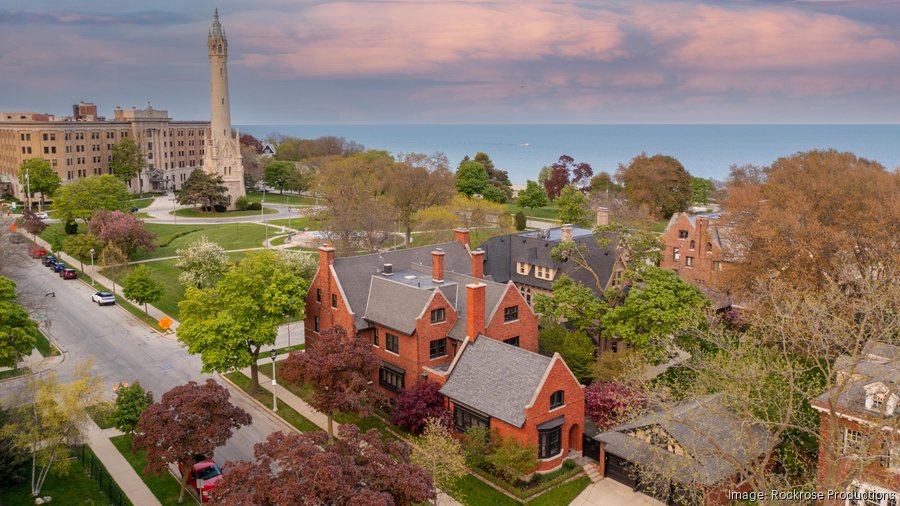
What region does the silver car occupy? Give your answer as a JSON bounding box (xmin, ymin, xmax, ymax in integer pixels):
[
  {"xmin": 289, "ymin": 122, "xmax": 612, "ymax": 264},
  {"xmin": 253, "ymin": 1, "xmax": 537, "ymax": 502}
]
[{"xmin": 91, "ymin": 291, "xmax": 116, "ymax": 306}]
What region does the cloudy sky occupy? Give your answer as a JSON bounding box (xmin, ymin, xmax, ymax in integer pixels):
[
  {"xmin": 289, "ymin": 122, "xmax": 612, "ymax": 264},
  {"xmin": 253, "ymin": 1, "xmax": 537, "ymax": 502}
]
[{"xmin": 2, "ymin": 0, "xmax": 900, "ymax": 124}]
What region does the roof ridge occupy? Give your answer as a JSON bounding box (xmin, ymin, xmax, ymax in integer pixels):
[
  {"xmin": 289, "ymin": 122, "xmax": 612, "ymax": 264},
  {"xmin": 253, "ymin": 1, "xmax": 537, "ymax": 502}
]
[{"xmin": 334, "ymin": 241, "xmax": 461, "ymax": 263}]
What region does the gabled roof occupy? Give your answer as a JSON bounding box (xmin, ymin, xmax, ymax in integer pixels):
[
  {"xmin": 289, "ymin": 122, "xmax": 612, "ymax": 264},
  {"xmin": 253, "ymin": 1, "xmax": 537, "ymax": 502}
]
[
  {"xmin": 479, "ymin": 227, "xmax": 618, "ymax": 295},
  {"xmin": 812, "ymin": 341, "xmax": 900, "ymax": 417},
  {"xmin": 595, "ymin": 395, "xmax": 775, "ymax": 486},
  {"xmin": 362, "ymin": 276, "xmax": 435, "ymax": 335},
  {"xmin": 439, "ymin": 337, "xmax": 553, "ymax": 427},
  {"xmin": 331, "ymin": 241, "xmax": 472, "ymax": 330}
]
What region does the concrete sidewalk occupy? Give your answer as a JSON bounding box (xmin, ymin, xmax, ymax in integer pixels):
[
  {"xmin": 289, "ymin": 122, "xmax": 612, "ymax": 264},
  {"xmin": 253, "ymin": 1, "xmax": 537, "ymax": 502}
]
[{"xmin": 85, "ymin": 420, "xmax": 162, "ymax": 506}]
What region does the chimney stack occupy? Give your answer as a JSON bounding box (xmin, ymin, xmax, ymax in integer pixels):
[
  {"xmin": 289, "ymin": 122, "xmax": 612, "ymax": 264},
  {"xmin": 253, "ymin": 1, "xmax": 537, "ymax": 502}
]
[
  {"xmin": 471, "ymin": 249, "xmax": 485, "ymax": 279},
  {"xmin": 383, "ymin": 263, "xmax": 393, "ymax": 276},
  {"xmin": 454, "ymin": 228, "xmax": 470, "ymax": 248},
  {"xmin": 318, "ymin": 244, "xmax": 335, "ymax": 272},
  {"xmin": 466, "ymin": 282, "xmax": 486, "ymax": 340},
  {"xmin": 431, "ymin": 250, "xmax": 445, "ymax": 283},
  {"xmin": 696, "ymin": 217, "xmax": 709, "ymax": 252},
  {"xmin": 596, "ymin": 207, "xmax": 609, "ymax": 226},
  {"xmin": 561, "ymin": 224, "xmax": 574, "ymax": 242}
]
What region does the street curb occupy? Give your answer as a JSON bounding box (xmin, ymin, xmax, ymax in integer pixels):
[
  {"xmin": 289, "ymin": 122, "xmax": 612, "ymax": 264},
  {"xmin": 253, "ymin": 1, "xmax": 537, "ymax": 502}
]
[{"xmin": 216, "ymin": 372, "xmax": 299, "ymax": 436}]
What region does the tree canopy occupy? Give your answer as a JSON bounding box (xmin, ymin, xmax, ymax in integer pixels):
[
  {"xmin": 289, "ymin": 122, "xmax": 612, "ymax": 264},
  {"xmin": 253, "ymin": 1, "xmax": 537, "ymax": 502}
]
[
  {"xmin": 53, "ymin": 175, "xmax": 130, "ymax": 223},
  {"xmin": 87, "ymin": 210, "xmax": 157, "ymax": 257},
  {"xmin": 517, "ymin": 179, "xmax": 549, "ymax": 209},
  {"xmin": 122, "ymin": 265, "xmax": 164, "ymax": 315},
  {"xmin": 556, "ymin": 184, "xmax": 591, "ymax": 227},
  {"xmin": 616, "ymin": 153, "xmax": 692, "ymax": 219},
  {"xmin": 175, "ymin": 236, "xmax": 229, "ymax": 288},
  {"xmin": 111, "ymin": 381, "xmax": 153, "ymax": 434},
  {"xmin": 0, "ymin": 276, "xmax": 38, "ymax": 369},
  {"xmin": 109, "ymin": 137, "xmax": 145, "ymax": 184},
  {"xmin": 18, "ymin": 158, "xmax": 60, "ymax": 210},
  {"xmin": 263, "ymin": 160, "xmax": 293, "ymax": 193},
  {"xmin": 177, "ymin": 169, "xmax": 229, "ymax": 210},
  {"xmin": 387, "ymin": 152, "xmax": 455, "ymax": 244},
  {"xmin": 544, "ymin": 155, "xmax": 593, "ymax": 199}
]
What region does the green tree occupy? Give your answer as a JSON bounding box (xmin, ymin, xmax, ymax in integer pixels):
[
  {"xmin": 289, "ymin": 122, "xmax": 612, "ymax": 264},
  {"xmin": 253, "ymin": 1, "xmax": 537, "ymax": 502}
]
[
  {"xmin": 18, "ymin": 158, "xmax": 60, "ymax": 212},
  {"xmin": 556, "ymin": 184, "xmax": 591, "ymax": 227},
  {"xmin": 177, "ymin": 250, "xmax": 308, "ymax": 393},
  {"xmin": 264, "ymin": 160, "xmax": 293, "ymax": 194},
  {"xmin": 561, "ymin": 330, "xmax": 596, "ymax": 383},
  {"xmin": 63, "ymin": 233, "xmax": 104, "ymax": 271},
  {"xmin": 516, "ymin": 180, "xmax": 549, "ymax": 209},
  {"xmin": 534, "ymin": 277, "xmax": 607, "ymax": 337},
  {"xmin": 123, "ymin": 265, "xmax": 164, "ymax": 315},
  {"xmin": 109, "ymin": 137, "xmax": 145, "ymax": 188},
  {"xmin": 175, "ymin": 236, "xmax": 229, "ymax": 288},
  {"xmin": 602, "ymin": 267, "xmax": 709, "ymax": 362},
  {"xmin": 473, "ymin": 152, "xmax": 513, "ymax": 201},
  {"xmin": 100, "ymin": 243, "xmax": 128, "ymax": 296},
  {"xmin": 234, "ymin": 195, "xmax": 249, "ymax": 210},
  {"xmin": 594, "ymin": 224, "xmax": 663, "ymax": 269},
  {"xmin": 111, "ymin": 381, "xmax": 153, "ymax": 434},
  {"xmin": 514, "ymin": 211, "xmax": 526, "ymax": 231},
  {"xmin": 590, "ymin": 171, "xmax": 621, "ymax": 195},
  {"xmin": 454, "ymin": 160, "xmax": 490, "ymax": 197},
  {"xmin": 53, "ymin": 175, "xmax": 130, "ymax": 223},
  {"xmin": 616, "ymin": 153, "xmax": 692, "ymax": 219},
  {"xmin": 284, "ymin": 165, "xmax": 315, "ymax": 193},
  {"xmin": 0, "ymin": 277, "xmax": 38, "ymax": 369},
  {"xmin": 484, "ymin": 435, "xmax": 538, "ymax": 481},
  {"xmin": 177, "ymin": 169, "xmax": 229, "ymax": 210},
  {"xmin": 412, "ymin": 418, "xmax": 468, "ymax": 504},
  {"xmin": 690, "ymin": 176, "xmax": 715, "ymax": 205}
]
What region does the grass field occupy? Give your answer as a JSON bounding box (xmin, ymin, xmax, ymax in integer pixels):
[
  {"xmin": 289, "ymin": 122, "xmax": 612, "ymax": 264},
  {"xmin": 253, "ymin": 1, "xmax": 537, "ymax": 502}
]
[
  {"xmin": 102, "ymin": 259, "xmax": 184, "ymax": 318},
  {"xmin": 171, "ymin": 206, "xmax": 277, "ymax": 218},
  {"xmin": 505, "ymin": 202, "xmax": 561, "ymax": 221},
  {"xmin": 224, "ymin": 371, "xmax": 321, "ymax": 432},
  {"xmin": 267, "ymin": 215, "xmax": 322, "ymax": 230},
  {"xmin": 110, "ymin": 433, "xmax": 188, "ymax": 506},
  {"xmin": 133, "ymin": 223, "xmax": 275, "ymax": 261},
  {"xmin": 245, "ymin": 191, "xmax": 317, "ymax": 206}
]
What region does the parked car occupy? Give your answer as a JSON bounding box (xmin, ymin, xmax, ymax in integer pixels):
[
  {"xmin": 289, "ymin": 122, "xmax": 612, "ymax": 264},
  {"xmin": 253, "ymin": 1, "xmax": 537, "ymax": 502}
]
[
  {"xmin": 179, "ymin": 455, "xmax": 223, "ymax": 502},
  {"xmin": 130, "ymin": 206, "xmax": 139, "ymax": 213},
  {"xmin": 61, "ymin": 268, "xmax": 77, "ymax": 280},
  {"xmin": 47, "ymin": 260, "xmax": 61, "ymax": 270},
  {"xmin": 52, "ymin": 262, "xmax": 66, "ymax": 273},
  {"xmin": 34, "ymin": 212, "xmax": 49, "ymax": 219},
  {"xmin": 30, "ymin": 247, "xmax": 47, "ymax": 258},
  {"xmin": 91, "ymin": 291, "xmax": 116, "ymax": 305},
  {"xmin": 41, "ymin": 255, "xmax": 57, "ymax": 266}
]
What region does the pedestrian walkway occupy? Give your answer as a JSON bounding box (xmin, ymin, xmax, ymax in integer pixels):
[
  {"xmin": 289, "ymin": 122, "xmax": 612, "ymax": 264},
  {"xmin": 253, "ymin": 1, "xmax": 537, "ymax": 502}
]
[{"xmin": 85, "ymin": 420, "xmax": 162, "ymax": 506}]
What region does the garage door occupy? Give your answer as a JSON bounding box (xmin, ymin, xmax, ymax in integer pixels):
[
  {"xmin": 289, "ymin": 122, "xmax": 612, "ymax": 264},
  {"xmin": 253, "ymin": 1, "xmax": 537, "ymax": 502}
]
[
  {"xmin": 636, "ymin": 475, "xmax": 669, "ymax": 504},
  {"xmin": 604, "ymin": 453, "xmax": 637, "ymax": 488}
]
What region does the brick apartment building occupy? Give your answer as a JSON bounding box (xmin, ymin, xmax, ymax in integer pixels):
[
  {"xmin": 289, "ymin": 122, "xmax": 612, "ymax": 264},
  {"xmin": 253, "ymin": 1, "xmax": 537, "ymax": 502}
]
[
  {"xmin": 810, "ymin": 342, "xmax": 899, "ymax": 506},
  {"xmin": 306, "ymin": 229, "xmax": 584, "ymax": 471},
  {"xmin": 660, "ymin": 212, "xmax": 734, "ymax": 307}
]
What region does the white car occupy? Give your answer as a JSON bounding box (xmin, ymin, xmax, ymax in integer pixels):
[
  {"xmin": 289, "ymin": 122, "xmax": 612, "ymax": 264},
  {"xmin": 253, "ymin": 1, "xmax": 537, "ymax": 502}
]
[
  {"xmin": 91, "ymin": 291, "xmax": 116, "ymax": 306},
  {"xmin": 34, "ymin": 212, "xmax": 49, "ymax": 219}
]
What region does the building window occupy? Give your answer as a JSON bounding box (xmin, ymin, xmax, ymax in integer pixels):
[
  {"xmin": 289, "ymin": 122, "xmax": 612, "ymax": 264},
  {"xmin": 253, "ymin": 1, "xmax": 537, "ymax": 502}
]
[
  {"xmin": 431, "ymin": 308, "xmax": 446, "ymax": 324},
  {"xmin": 714, "ymin": 261, "xmax": 723, "ymax": 272},
  {"xmin": 504, "ymin": 306, "xmax": 518, "ymax": 323},
  {"xmin": 673, "ymin": 247, "xmax": 680, "ymax": 261},
  {"xmin": 539, "ymin": 427, "xmax": 562, "ymax": 459},
  {"xmin": 453, "ymin": 405, "xmax": 489, "ymax": 433},
  {"xmin": 429, "ymin": 338, "xmax": 447, "ymax": 359},
  {"xmin": 881, "ymin": 440, "xmax": 900, "ymax": 471},
  {"xmin": 685, "ymin": 256, "xmax": 694, "ymax": 267},
  {"xmin": 689, "ymin": 240, "xmax": 695, "ymax": 250},
  {"xmin": 842, "ymin": 428, "xmax": 864, "ymax": 455},
  {"xmin": 331, "ymin": 294, "xmax": 337, "ymax": 308},
  {"xmin": 379, "ymin": 366, "xmax": 405, "ymax": 392},
  {"xmin": 386, "ymin": 333, "xmax": 399, "ymax": 354},
  {"xmin": 316, "ymin": 288, "xmax": 321, "ymax": 303},
  {"xmin": 550, "ymin": 390, "xmax": 564, "ymax": 409},
  {"xmin": 503, "ymin": 336, "xmax": 520, "ymax": 347},
  {"xmin": 678, "ymin": 230, "xmax": 689, "ymax": 239},
  {"xmin": 373, "ymin": 328, "xmax": 379, "ymax": 347},
  {"xmin": 706, "ymin": 242, "xmax": 713, "ymax": 253},
  {"xmin": 516, "ymin": 262, "xmax": 530, "ymax": 275},
  {"xmin": 313, "ymin": 316, "xmax": 319, "ymax": 333}
]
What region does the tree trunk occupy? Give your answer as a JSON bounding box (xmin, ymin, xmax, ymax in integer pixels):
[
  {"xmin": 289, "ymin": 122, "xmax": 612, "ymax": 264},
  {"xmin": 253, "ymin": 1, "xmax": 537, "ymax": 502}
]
[
  {"xmin": 249, "ymin": 361, "xmax": 259, "ymax": 395},
  {"xmin": 178, "ymin": 461, "xmax": 191, "ymax": 504},
  {"xmin": 144, "ymin": 303, "xmax": 148, "ymax": 315},
  {"xmin": 327, "ymin": 414, "xmax": 334, "ymax": 444},
  {"xmin": 405, "ymin": 225, "xmax": 412, "ymax": 246}
]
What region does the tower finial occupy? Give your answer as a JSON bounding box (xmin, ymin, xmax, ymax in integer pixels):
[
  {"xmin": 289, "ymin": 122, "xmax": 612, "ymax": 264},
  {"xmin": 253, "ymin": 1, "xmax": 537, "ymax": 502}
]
[{"xmin": 210, "ymin": 8, "xmax": 223, "ymax": 38}]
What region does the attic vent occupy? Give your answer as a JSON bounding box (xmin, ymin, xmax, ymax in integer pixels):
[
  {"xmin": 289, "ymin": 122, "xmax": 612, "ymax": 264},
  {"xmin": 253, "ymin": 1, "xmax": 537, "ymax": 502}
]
[{"xmin": 404, "ymin": 275, "xmax": 417, "ymax": 280}]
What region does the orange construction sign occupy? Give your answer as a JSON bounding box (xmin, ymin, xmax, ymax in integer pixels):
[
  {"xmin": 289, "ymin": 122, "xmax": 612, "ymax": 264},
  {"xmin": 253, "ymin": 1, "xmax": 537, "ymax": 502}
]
[{"xmin": 157, "ymin": 316, "xmax": 173, "ymax": 331}]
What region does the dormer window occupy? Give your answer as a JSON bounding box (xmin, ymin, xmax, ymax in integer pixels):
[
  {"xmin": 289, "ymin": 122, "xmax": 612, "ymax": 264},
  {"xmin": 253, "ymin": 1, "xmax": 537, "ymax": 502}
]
[
  {"xmin": 516, "ymin": 262, "xmax": 531, "ymax": 275},
  {"xmin": 865, "ymin": 382, "xmax": 898, "ymax": 416}
]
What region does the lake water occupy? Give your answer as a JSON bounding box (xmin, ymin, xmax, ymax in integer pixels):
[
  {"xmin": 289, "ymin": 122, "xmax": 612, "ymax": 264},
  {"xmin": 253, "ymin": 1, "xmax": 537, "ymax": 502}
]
[{"xmin": 237, "ymin": 124, "xmax": 900, "ymax": 184}]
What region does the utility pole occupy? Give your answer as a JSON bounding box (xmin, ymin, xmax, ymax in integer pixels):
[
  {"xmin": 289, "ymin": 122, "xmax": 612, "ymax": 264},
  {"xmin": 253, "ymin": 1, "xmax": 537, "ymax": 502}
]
[{"xmin": 25, "ymin": 169, "xmax": 31, "ymax": 212}]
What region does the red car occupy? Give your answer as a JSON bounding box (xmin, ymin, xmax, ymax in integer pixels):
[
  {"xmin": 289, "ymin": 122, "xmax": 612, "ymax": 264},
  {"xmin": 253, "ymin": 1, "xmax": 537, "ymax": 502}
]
[
  {"xmin": 61, "ymin": 268, "xmax": 77, "ymax": 280},
  {"xmin": 31, "ymin": 247, "xmax": 47, "ymax": 258},
  {"xmin": 180, "ymin": 456, "xmax": 223, "ymax": 502}
]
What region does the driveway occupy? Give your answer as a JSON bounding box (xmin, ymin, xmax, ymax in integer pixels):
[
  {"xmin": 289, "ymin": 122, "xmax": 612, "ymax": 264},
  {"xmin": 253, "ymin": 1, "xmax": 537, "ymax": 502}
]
[{"xmin": 570, "ymin": 479, "xmax": 664, "ymax": 506}]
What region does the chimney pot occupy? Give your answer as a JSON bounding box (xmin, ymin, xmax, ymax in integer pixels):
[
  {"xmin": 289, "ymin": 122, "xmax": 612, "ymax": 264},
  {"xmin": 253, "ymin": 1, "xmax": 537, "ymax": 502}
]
[
  {"xmin": 466, "ymin": 282, "xmax": 486, "ymax": 340},
  {"xmin": 383, "ymin": 263, "xmax": 393, "ymax": 275},
  {"xmin": 595, "ymin": 207, "xmax": 609, "ymax": 226},
  {"xmin": 431, "ymin": 250, "xmax": 445, "ymax": 283},
  {"xmin": 454, "ymin": 228, "xmax": 471, "ymax": 247},
  {"xmin": 471, "ymin": 249, "xmax": 485, "ymax": 279},
  {"xmin": 561, "ymin": 224, "xmax": 574, "ymax": 242}
]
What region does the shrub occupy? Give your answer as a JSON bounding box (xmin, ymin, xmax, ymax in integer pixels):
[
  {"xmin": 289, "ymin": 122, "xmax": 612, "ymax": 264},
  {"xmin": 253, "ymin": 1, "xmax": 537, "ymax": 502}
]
[
  {"xmin": 515, "ymin": 211, "xmax": 526, "ymax": 231},
  {"xmin": 213, "ymin": 204, "xmax": 227, "ymax": 213},
  {"xmin": 485, "ymin": 435, "xmax": 538, "ymax": 482},
  {"xmin": 247, "ymin": 202, "xmax": 262, "ymax": 211},
  {"xmin": 462, "ymin": 426, "xmax": 493, "ymax": 468},
  {"xmin": 64, "ymin": 219, "xmax": 78, "ymax": 234},
  {"xmin": 234, "ymin": 195, "xmax": 249, "ymax": 210},
  {"xmin": 391, "ymin": 381, "xmax": 451, "ymax": 434}
]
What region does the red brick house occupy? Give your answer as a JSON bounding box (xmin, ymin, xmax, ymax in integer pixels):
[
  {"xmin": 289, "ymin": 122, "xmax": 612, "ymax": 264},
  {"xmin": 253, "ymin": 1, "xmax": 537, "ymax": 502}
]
[
  {"xmin": 810, "ymin": 342, "xmax": 899, "ymax": 506},
  {"xmin": 305, "ymin": 229, "xmax": 539, "ymax": 397},
  {"xmin": 434, "ymin": 323, "xmax": 585, "ymax": 472},
  {"xmin": 660, "ymin": 213, "xmax": 732, "ymax": 306}
]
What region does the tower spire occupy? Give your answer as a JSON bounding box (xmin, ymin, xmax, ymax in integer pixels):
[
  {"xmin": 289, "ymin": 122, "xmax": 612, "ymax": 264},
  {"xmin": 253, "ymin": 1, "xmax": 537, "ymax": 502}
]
[{"xmin": 210, "ymin": 8, "xmax": 223, "ymax": 38}]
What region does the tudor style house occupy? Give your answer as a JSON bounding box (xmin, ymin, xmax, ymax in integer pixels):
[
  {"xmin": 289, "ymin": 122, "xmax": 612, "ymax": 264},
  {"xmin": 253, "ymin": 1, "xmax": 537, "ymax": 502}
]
[
  {"xmin": 810, "ymin": 342, "xmax": 899, "ymax": 506},
  {"xmin": 478, "ymin": 212, "xmax": 626, "ymax": 306},
  {"xmin": 595, "ymin": 395, "xmax": 775, "ymax": 505},
  {"xmin": 659, "ymin": 213, "xmax": 731, "ymax": 298},
  {"xmin": 305, "ymin": 228, "xmax": 539, "ymax": 397}
]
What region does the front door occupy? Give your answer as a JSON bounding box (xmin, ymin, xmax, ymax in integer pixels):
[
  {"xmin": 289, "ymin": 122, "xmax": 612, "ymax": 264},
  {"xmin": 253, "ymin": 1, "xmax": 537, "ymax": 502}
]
[{"xmin": 583, "ymin": 434, "xmax": 600, "ymax": 461}]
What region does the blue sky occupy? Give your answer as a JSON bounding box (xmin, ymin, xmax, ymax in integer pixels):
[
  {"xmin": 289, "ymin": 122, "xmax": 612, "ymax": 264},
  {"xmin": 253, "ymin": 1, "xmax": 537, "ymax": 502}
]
[{"xmin": 2, "ymin": 0, "xmax": 900, "ymax": 124}]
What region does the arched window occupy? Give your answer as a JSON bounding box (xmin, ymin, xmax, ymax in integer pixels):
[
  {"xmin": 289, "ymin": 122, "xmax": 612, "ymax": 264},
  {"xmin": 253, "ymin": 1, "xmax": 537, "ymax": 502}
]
[
  {"xmin": 689, "ymin": 240, "xmax": 695, "ymax": 250},
  {"xmin": 706, "ymin": 242, "xmax": 713, "ymax": 252},
  {"xmin": 550, "ymin": 390, "xmax": 564, "ymax": 409}
]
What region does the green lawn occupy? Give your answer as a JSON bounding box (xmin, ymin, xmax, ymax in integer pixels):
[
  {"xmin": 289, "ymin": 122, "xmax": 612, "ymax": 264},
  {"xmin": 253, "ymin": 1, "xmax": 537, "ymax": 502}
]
[
  {"xmin": 110, "ymin": 433, "xmax": 187, "ymax": 506},
  {"xmin": 134, "ymin": 223, "xmax": 274, "ymax": 261},
  {"xmin": 128, "ymin": 197, "xmax": 155, "ymax": 210},
  {"xmin": 451, "ymin": 474, "xmax": 590, "ymax": 506},
  {"xmin": 267, "ymin": 215, "xmax": 322, "ymax": 230},
  {"xmin": 0, "ymin": 367, "xmax": 28, "ymax": 380},
  {"xmin": 245, "ymin": 191, "xmax": 317, "ymax": 206},
  {"xmin": 0, "ymin": 446, "xmax": 129, "ymax": 506},
  {"xmin": 505, "ymin": 202, "xmax": 560, "ymax": 221},
  {"xmin": 35, "ymin": 329, "xmax": 58, "ymax": 356},
  {"xmin": 171, "ymin": 206, "xmax": 278, "ymax": 218},
  {"xmin": 102, "ymin": 259, "xmax": 184, "ymax": 319},
  {"xmin": 224, "ymin": 371, "xmax": 321, "ymax": 432},
  {"xmin": 525, "ymin": 476, "xmax": 590, "ymax": 505}
]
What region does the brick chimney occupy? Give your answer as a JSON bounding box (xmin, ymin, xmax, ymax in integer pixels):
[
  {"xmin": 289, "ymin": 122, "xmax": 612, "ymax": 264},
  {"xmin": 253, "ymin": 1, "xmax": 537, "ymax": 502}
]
[
  {"xmin": 561, "ymin": 224, "xmax": 574, "ymax": 242},
  {"xmin": 318, "ymin": 244, "xmax": 335, "ymax": 272},
  {"xmin": 432, "ymin": 249, "xmax": 445, "ymax": 283},
  {"xmin": 466, "ymin": 282, "xmax": 486, "ymax": 340},
  {"xmin": 696, "ymin": 217, "xmax": 709, "ymax": 253},
  {"xmin": 471, "ymin": 249, "xmax": 485, "ymax": 279},
  {"xmin": 454, "ymin": 228, "xmax": 470, "ymax": 247},
  {"xmin": 596, "ymin": 207, "xmax": 609, "ymax": 226}
]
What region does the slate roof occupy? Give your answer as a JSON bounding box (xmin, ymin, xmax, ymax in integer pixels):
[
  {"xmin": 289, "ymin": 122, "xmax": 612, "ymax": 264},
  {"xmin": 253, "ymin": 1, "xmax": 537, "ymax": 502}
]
[
  {"xmin": 331, "ymin": 241, "xmax": 472, "ymax": 330},
  {"xmin": 595, "ymin": 395, "xmax": 776, "ymax": 486},
  {"xmin": 440, "ymin": 337, "xmax": 553, "ymax": 427},
  {"xmin": 362, "ymin": 276, "xmax": 434, "ymax": 335},
  {"xmin": 812, "ymin": 341, "xmax": 900, "ymax": 417},
  {"xmin": 478, "ymin": 227, "xmax": 619, "ymax": 296}
]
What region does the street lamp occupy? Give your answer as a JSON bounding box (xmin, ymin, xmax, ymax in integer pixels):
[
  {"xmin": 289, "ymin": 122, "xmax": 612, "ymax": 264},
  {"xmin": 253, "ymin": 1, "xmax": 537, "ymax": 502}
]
[
  {"xmin": 270, "ymin": 348, "xmax": 278, "ymax": 413},
  {"xmin": 89, "ymin": 248, "xmax": 96, "ymax": 287},
  {"xmin": 262, "ymin": 183, "xmax": 268, "ymax": 248}
]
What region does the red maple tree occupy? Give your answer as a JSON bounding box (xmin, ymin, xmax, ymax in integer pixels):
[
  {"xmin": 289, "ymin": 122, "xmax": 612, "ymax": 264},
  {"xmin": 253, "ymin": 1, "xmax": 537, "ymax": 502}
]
[
  {"xmin": 585, "ymin": 381, "xmax": 646, "ymax": 431},
  {"xmin": 391, "ymin": 380, "xmax": 451, "ymax": 435},
  {"xmin": 280, "ymin": 325, "xmax": 382, "ymax": 441},
  {"xmin": 132, "ymin": 379, "xmax": 251, "ymax": 504},
  {"xmin": 88, "ymin": 210, "xmax": 157, "ymax": 257},
  {"xmin": 214, "ymin": 426, "xmax": 435, "ymax": 506}
]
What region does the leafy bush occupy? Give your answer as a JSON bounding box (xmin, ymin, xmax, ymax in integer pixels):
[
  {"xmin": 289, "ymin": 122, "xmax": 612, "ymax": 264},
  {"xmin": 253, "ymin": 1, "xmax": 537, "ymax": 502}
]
[
  {"xmin": 485, "ymin": 435, "xmax": 538, "ymax": 482},
  {"xmin": 158, "ymin": 228, "xmax": 200, "ymax": 248},
  {"xmin": 390, "ymin": 381, "xmax": 451, "ymax": 434},
  {"xmin": 515, "ymin": 211, "xmax": 526, "ymax": 231},
  {"xmin": 462, "ymin": 426, "xmax": 493, "ymax": 468},
  {"xmin": 213, "ymin": 204, "xmax": 227, "ymax": 213},
  {"xmin": 64, "ymin": 220, "xmax": 78, "ymax": 234},
  {"xmin": 234, "ymin": 196, "xmax": 250, "ymax": 210},
  {"xmin": 247, "ymin": 202, "xmax": 262, "ymax": 211}
]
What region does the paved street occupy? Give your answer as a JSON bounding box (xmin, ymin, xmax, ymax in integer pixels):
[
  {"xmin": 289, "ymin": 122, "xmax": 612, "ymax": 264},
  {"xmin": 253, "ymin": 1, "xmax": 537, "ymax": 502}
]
[{"xmin": 1, "ymin": 258, "xmax": 298, "ymax": 465}]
